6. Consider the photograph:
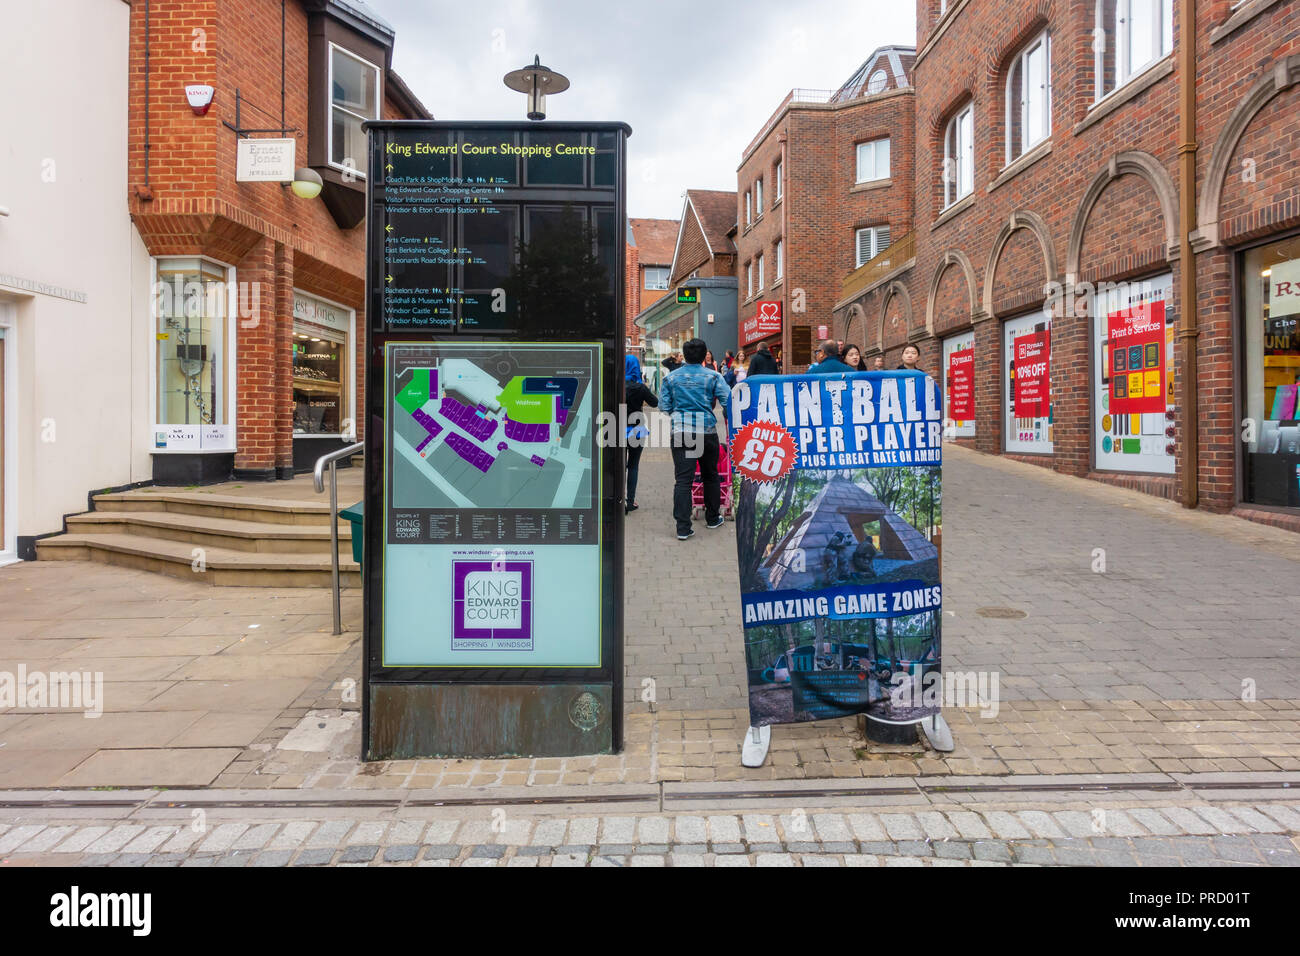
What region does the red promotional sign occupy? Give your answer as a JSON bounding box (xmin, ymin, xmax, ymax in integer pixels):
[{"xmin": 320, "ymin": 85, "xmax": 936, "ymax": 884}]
[
  {"xmin": 947, "ymin": 348, "xmax": 974, "ymax": 419},
  {"xmin": 742, "ymin": 301, "xmax": 782, "ymax": 346},
  {"xmin": 1107, "ymin": 301, "xmax": 1165, "ymax": 414},
  {"xmin": 1013, "ymin": 330, "xmax": 1050, "ymax": 418},
  {"xmin": 731, "ymin": 421, "xmax": 797, "ymax": 483}
]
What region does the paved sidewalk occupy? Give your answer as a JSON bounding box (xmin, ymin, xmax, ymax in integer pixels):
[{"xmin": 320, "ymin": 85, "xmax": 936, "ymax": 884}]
[
  {"xmin": 1, "ymin": 784, "xmax": 1298, "ymax": 867},
  {"xmin": 1, "ymin": 443, "xmax": 1298, "ymax": 790}
]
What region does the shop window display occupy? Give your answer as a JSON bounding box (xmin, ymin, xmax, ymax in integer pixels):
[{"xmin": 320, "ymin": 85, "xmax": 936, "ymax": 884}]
[
  {"xmin": 1243, "ymin": 236, "xmax": 1300, "ymax": 509},
  {"xmin": 293, "ymin": 329, "xmax": 346, "ymax": 435},
  {"xmin": 1004, "ymin": 310, "xmax": 1052, "ymax": 454},
  {"xmin": 156, "ymin": 258, "xmax": 226, "ymax": 427},
  {"xmin": 1092, "ymin": 272, "xmax": 1175, "ymax": 475}
]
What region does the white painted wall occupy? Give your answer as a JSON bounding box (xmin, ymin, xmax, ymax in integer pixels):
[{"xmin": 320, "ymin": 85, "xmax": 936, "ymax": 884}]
[{"xmin": 0, "ymin": 0, "xmax": 148, "ymax": 553}]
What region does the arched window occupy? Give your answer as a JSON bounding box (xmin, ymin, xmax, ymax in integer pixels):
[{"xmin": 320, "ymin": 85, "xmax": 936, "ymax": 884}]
[
  {"xmin": 867, "ymin": 70, "xmax": 889, "ymax": 95},
  {"xmin": 943, "ymin": 104, "xmax": 974, "ymax": 208},
  {"xmin": 1006, "ymin": 30, "xmax": 1051, "ymax": 163},
  {"xmin": 1094, "ymin": 0, "xmax": 1173, "ymax": 101}
]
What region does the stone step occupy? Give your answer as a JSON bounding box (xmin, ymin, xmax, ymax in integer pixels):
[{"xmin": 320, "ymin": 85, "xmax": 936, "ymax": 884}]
[
  {"xmin": 64, "ymin": 511, "xmax": 351, "ymax": 555},
  {"xmin": 92, "ymin": 490, "xmax": 337, "ymax": 526},
  {"xmin": 36, "ymin": 532, "xmax": 361, "ymax": 588}
]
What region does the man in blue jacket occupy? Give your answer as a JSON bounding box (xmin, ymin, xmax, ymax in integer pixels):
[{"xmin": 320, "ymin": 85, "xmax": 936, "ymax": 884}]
[{"xmin": 659, "ymin": 337, "xmax": 732, "ymax": 540}]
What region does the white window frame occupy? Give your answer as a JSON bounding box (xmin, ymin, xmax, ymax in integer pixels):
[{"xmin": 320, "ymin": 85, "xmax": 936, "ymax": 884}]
[
  {"xmin": 757, "ymin": 254, "xmax": 765, "ymax": 291},
  {"xmin": 644, "ymin": 266, "xmax": 670, "ymax": 291},
  {"xmin": 1094, "ymin": 0, "xmax": 1174, "ymax": 102},
  {"xmin": 943, "ymin": 104, "xmax": 974, "ymax": 209},
  {"xmin": 747, "ymin": 261, "xmax": 754, "ymax": 298},
  {"xmin": 855, "ymin": 226, "xmax": 891, "ymax": 268},
  {"xmin": 755, "ymin": 178, "xmax": 763, "ymax": 216},
  {"xmin": 745, "ymin": 190, "xmax": 752, "ymax": 226},
  {"xmin": 328, "ymin": 42, "xmax": 381, "ymax": 178},
  {"xmin": 1006, "ymin": 31, "xmax": 1052, "ymax": 164},
  {"xmin": 855, "ymin": 137, "xmax": 891, "ymax": 184},
  {"xmin": 149, "ymin": 255, "xmax": 239, "ymax": 453},
  {"xmin": 775, "ymin": 160, "xmax": 783, "ymax": 200},
  {"xmin": 775, "ymin": 239, "xmax": 784, "ymax": 280},
  {"xmin": 867, "ymin": 70, "xmax": 889, "ymax": 95}
]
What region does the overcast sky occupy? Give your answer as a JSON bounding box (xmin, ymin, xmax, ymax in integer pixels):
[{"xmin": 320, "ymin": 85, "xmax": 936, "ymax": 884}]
[{"xmin": 378, "ymin": 0, "xmax": 915, "ymax": 221}]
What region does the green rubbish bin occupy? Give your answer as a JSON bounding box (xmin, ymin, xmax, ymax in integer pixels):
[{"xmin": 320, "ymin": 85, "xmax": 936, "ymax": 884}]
[{"xmin": 340, "ymin": 500, "xmax": 363, "ymax": 567}]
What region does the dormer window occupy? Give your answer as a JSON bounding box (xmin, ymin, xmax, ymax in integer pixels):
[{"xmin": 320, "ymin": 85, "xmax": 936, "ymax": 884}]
[
  {"xmin": 867, "ymin": 70, "xmax": 888, "ymax": 95},
  {"xmin": 329, "ymin": 44, "xmax": 380, "ymax": 176}
]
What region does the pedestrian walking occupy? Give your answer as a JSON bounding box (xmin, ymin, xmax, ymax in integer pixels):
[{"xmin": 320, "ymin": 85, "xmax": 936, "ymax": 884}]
[
  {"xmin": 747, "ymin": 340, "xmax": 779, "ymax": 377},
  {"xmin": 840, "ymin": 343, "xmax": 867, "ymax": 371},
  {"xmin": 733, "ymin": 349, "xmax": 748, "ymax": 384},
  {"xmin": 896, "ymin": 344, "xmax": 923, "ymax": 372},
  {"xmin": 704, "ymin": 350, "xmax": 720, "ymax": 373},
  {"xmin": 807, "ymin": 340, "xmax": 855, "ymax": 374},
  {"xmin": 624, "ymin": 354, "xmax": 658, "ymax": 515},
  {"xmin": 659, "ymin": 337, "xmax": 730, "ymax": 540}
]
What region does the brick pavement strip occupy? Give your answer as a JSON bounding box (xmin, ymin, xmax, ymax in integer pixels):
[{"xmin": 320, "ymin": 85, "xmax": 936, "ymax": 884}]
[{"xmin": 2, "ymin": 799, "xmax": 1297, "ymax": 867}]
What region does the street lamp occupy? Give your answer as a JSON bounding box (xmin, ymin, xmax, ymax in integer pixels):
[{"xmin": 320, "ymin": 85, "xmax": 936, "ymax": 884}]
[
  {"xmin": 503, "ymin": 55, "xmax": 569, "ymax": 121},
  {"xmin": 290, "ymin": 167, "xmax": 323, "ymax": 199}
]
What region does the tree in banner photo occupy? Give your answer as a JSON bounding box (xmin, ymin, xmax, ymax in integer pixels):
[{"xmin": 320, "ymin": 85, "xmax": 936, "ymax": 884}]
[{"xmin": 728, "ymin": 372, "xmax": 942, "ymax": 728}]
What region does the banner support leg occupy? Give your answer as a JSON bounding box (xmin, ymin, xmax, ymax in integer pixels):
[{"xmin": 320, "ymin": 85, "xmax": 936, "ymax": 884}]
[
  {"xmin": 741, "ymin": 724, "xmax": 770, "ymax": 767},
  {"xmin": 919, "ymin": 712, "xmax": 954, "ymax": 752}
]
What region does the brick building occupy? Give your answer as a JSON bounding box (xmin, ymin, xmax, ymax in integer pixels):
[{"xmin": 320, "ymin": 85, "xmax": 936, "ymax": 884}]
[
  {"xmin": 821, "ymin": 0, "xmax": 1300, "ymax": 530},
  {"xmin": 737, "ymin": 47, "xmax": 916, "ymax": 369},
  {"xmin": 129, "ymin": 0, "xmax": 429, "ymax": 482},
  {"xmin": 624, "ymin": 217, "xmax": 679, "ymax": 351},
  {"xmin": 636, "ymin": 190, "xmax": 739, "ymax": 385}
]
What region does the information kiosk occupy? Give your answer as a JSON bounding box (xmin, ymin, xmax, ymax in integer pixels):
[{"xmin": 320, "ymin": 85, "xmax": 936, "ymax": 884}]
[{"xmin": 362, "ymin": 121, "xmax": 629, "ymax": 758}]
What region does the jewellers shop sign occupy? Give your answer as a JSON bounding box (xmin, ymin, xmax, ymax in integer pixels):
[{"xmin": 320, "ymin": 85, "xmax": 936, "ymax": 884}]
[
  {"xmin": 743, "ymin": 301, "xmax": 782, "ymax": 345},
  {"xmin": 293, "ymin": 292, "xmax": 349, "ymax": 333}
]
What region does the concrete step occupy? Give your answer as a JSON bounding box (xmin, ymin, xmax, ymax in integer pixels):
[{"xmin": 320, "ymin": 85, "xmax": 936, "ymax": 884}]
[
  {"xmin": 36, "ymin": 532, "xmax": 361, "ymax": 588},
  {"xmin": 92, "ymin": 490, "xmax": 337, "ymax": 526},
  {"xmin": 64, "ymin": 511, "xmax": 351, "ymax": 554}
]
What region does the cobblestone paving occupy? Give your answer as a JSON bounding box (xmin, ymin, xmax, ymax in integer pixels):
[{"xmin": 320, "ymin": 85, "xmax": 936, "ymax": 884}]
[
  {"xmin": 3, "ymin": 441, "xmax": 1298, "ymax": 790},
  {"xmin": 2, "ymin": 799, "xmax": 1298, "ymax": 867}
]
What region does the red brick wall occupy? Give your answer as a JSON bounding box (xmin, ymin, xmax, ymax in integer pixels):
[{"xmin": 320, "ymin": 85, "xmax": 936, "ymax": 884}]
[
  {"xmin": 128, "ymin": 0, "xmax": 419, "ymax": 471},
  {"xmin": 738, "ymin": 88, "xmax": 915, "ymax": 362},
  {"xmin": 825, "ymin": 0, "xmax": 1300, "ymax": 521}
]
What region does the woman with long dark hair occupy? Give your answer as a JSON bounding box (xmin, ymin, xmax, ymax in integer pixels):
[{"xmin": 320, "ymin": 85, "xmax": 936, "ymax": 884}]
[
  {"xmin": 624, "ymin": 354, "xmax": 658, "ymax": 514},
  {"xmin": 840, "ymin": 343, "xmax": 867, "ymax": 371}
]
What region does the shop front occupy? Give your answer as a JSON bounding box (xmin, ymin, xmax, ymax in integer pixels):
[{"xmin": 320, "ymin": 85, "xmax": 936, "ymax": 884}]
[
  {"xmin": 150, "ymin": 256, "xmax": 238, "ymax": 484},
  {"xmin": 291, "ymin": 290, "xmax": 357, "ymax": 472},
  {"xmin": 941, "ymin": 330, "xmax": 975, "ymax": 439},
  {"xmin": 741, "ymin": 299, "xmax": 783, "ymax": 368},
  {"xmin": 1241, "ymin": 234, "xmax": 1300, "ymax": 512},
  {"xmin": 636, "ymin": 277, "xmax": 739, "ymax": 389},
  {"xmin": 1091, "ymin": 273, "xmax": 1176, "ymax": 476},
  {"xmin": 1004, "ymin": 310, "xmax": 1053, "ymax": 455}
]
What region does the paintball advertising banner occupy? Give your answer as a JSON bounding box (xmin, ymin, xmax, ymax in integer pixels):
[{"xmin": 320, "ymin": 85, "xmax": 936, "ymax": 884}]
[{"xmin": 728, "ymin": 372, "xmax": 942, "ymax": 727}]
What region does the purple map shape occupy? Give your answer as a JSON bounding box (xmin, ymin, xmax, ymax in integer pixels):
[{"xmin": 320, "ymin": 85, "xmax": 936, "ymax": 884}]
[{"xmin": 445, "ymin": 432, "xmax": 495, "ymax": 473}]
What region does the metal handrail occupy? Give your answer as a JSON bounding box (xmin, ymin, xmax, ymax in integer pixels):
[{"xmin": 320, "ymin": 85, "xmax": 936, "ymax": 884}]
[{"xmin": 314, "ymin": 441, "xmax": 364, "ymax": 634}]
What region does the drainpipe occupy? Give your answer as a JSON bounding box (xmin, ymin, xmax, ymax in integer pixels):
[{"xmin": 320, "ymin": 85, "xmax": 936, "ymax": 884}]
[
  {"xmin": 1177, "ymin": 0, "xmax": 1199, "ymax": 508},
  {"xmin": 779, "ymin": 134, "xmax": 789, "ymax": 363}
]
